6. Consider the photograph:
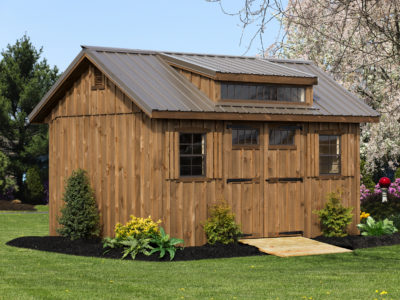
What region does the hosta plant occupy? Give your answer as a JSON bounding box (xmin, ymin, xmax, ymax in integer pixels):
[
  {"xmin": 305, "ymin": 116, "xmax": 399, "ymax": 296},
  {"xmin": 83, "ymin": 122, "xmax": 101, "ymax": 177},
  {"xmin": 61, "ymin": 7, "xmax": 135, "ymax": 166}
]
[
  {"xmin": 149, "ymin": 227, "xmax": 184, "ymax": 260},
  {"xmin": 103, "ymin": 236, "xmax": 152, "ymax": 259},
  {"xmin": 357, "ymin": 216, "xmax": 398, "ymax": 236}
]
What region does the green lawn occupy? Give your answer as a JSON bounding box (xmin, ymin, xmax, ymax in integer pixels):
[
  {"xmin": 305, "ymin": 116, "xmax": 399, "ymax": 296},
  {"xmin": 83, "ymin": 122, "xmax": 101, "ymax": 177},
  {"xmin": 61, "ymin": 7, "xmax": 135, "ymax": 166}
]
[{"xmin": 1, "ymin": 214, "xmax": 399, "ymax": 300}]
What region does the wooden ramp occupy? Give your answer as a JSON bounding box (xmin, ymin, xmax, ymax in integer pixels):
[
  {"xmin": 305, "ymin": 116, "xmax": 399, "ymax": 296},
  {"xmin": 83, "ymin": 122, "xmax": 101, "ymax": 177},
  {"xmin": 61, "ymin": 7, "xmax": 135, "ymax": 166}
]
[{"xmin": 240, "ymin": 237, "xmax": 352, "ymax": 257}]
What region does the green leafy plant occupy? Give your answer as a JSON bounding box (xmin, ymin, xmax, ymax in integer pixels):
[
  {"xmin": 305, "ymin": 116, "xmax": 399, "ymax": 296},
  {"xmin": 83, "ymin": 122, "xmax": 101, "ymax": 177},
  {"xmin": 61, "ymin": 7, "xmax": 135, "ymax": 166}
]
[
  {"xmin": 313, "ymin": 191, "xmax": 353, "ymax": 237},
  {"xmin": 103, "ymin": 236, "xmax": 153, "ymax": 259},
  {"xmin": 357, "ymin": 216, "xmax": 398, "ymax": 236},
  {"xmin": 57, "ymin": 169, "xmax": 100, "ymax": 240},
  {"xmin": 120, "ymin": 236, "xmax": 152, "ymax": 259},
  {"xmin": 149, "ymin": 227, "xmax": 184, "ymax": 260},
  {"xmin": 389, "ymin": 214, "xmax": 400, "ymax": 230},
  {"xmin": 204, "ymin": 201, "xmax": 242, "ymax": 245}
]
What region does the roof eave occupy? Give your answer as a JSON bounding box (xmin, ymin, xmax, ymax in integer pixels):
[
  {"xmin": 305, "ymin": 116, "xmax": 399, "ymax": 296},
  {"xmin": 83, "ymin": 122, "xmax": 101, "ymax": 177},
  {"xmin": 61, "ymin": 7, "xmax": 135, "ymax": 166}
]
[{"xmin": 151, "ymin": 110, "xmax": 380, "ymax": 123}]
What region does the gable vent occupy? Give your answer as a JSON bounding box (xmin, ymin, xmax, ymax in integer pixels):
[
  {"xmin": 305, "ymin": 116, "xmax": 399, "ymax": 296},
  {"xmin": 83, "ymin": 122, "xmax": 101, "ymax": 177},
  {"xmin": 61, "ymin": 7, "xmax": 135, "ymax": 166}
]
[{"xmin": 92, "ymin": 67, "xmax": 105, "ymax": 89}]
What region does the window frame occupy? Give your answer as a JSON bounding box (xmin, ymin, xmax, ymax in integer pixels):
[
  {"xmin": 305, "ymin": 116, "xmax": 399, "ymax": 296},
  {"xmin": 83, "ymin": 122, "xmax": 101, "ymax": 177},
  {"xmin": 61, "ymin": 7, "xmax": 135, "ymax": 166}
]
[
  {"xmin": 268, "ymin": 125, "xmax": 298, "ymax": 150},
  {"xmin": 319, "ymin": 134, "xmax": 341, "ymax": 176},
  {"xmin": 178, "ymin": 132, "xmax": 207, "ymax": 178},
  {"xmin": 220, "ymin": 82, "xmax": 307, "ymax": 103},
  {"xmin": 230, "ymin": 124, "xmax": 261, "ymax": 150}
]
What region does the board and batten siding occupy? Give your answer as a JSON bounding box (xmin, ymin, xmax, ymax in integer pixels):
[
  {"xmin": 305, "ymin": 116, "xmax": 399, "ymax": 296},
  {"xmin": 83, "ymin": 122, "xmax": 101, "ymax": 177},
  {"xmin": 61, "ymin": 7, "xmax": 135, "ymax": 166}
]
[{"xmin": 46, "ymin": 63, "xmax": 360, "ymax": 246}]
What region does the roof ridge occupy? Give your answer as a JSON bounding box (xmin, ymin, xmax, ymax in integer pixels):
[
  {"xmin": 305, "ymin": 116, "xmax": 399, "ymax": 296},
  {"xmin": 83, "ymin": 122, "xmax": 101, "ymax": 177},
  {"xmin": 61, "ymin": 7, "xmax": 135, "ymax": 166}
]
[{"xmin": 81, "ymin": 45, "xmax": 318, "ymax": 65}]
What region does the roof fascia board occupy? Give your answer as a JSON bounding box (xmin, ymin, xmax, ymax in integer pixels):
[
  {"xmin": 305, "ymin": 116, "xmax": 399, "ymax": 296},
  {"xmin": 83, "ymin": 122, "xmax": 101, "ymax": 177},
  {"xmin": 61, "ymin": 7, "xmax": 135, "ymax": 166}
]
[{"xmin": 151, "ymin": 111, "xmax": 380, "ymax": 123}]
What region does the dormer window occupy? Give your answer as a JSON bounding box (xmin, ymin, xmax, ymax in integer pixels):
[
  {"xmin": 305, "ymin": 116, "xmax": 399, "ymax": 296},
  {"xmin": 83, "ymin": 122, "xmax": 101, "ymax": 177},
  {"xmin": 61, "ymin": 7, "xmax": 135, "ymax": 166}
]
[{"xmin": 221, "ymin": 82, "xmax": 305, "ymax": 103}]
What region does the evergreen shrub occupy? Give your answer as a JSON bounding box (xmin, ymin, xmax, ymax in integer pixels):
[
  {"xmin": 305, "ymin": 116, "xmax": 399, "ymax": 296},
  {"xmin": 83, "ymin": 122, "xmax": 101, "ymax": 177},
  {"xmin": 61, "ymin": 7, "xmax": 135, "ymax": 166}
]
[
  {"xmin": 314, "ymin": 192, "xmax": 353, "ymax": 237},
  {"xmin": 25, "ymin": 167, "xmax": 44, "ymax": 204},
  {"xmin": 204, "ymin": 201, "xmax": 242, "ymax": 244},
  {"xmin": 57, "ymin": 169, "xmax": 100, "ymax": 240}
]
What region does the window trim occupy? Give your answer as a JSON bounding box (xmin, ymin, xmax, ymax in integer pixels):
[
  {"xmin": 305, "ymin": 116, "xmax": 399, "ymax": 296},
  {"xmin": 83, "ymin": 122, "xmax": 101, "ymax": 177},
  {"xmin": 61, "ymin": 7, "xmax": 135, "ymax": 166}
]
[
  {"xmin": 220, "ymin": 82, "xmax": 307, "ymax": 103},
  {"xmin": 229, "ymin": 124, "xmax": 261, "ymax": 150},
  {"xmin": 319, "ymin": 134, "xmax": 341, "ymax": 176},
  {"xmin": 178, "ymin": 132, "xmax": 207, "ymax": 178},
  {"xmin": 268, "ymin": 125, "xmax": 298, "ymax": 150}
]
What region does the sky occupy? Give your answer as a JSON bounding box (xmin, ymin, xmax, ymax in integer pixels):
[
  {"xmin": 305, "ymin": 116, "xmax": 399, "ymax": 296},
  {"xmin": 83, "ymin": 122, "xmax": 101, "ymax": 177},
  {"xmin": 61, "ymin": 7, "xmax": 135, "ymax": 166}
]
[{"xmin": 0, "ymin": 0, "xmax": 281, "ymax": 72}]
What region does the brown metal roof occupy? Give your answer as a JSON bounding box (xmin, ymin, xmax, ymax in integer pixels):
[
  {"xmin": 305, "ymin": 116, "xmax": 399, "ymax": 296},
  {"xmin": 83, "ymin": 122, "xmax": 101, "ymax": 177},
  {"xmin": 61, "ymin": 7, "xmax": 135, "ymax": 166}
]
[
  {"xmin": 160, "ymin": 52, "xmax": 317, "ymax": 78},
  {"xmin": 28, "ymin": 46, "xmax": 379, "ymax": 123},
  {"xmin": 266, "ymin": 58, "xmax": 379, "ymax": 117}
]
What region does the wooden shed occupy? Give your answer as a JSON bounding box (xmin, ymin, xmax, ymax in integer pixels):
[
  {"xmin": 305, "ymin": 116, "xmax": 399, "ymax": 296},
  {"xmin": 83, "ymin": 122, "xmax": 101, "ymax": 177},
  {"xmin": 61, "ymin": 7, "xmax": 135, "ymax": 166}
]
[{"xmin": 29, "ymin": 46, "xmax": 379, "ymax": 246}]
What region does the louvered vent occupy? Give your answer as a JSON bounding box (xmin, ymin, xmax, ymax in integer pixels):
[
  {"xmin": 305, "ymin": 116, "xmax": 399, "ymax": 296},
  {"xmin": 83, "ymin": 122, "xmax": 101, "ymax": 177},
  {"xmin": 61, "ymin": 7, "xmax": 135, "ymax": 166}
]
[{"xmin": 92, "ymin": 67, "xmax": 105, "ymax": 89}]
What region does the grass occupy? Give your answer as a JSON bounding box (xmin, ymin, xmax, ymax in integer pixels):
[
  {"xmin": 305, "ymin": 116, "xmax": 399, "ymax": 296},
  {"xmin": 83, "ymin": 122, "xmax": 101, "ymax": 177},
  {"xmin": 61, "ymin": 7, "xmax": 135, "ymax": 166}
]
[
  {"xmin": 34, "ymin": 205, "xmax": 49, "ymax": 212},
  {"xmin": 1, "ymin": 214, "xmax": 400, "ymax": 300}
]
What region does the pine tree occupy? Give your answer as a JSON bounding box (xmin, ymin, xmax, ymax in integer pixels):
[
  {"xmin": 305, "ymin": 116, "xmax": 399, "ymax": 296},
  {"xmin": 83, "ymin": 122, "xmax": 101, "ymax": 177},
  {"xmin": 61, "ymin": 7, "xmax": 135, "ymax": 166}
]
[
  {"xmin": 0, "ymin": 35, "xmax": 59, "ymax": 198},
  {"xmin": 57, "ymin": 169, "xmax": 100, "ymax": 240}
]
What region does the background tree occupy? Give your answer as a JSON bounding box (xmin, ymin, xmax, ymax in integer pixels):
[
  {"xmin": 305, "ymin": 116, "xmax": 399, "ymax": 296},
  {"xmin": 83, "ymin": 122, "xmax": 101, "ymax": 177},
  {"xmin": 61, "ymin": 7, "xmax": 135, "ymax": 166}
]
[
  {"xmin": 208, "ymin": 0, "xmax": 400, "ymax": 177},
  {"xmin": 0, "ymin": 35, "xmax": 58, "ymax": 199}
]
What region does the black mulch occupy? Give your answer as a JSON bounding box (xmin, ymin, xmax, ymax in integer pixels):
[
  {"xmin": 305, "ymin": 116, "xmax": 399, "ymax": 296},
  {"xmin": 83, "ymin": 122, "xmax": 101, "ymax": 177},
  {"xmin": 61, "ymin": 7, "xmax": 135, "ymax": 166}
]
[
  {"xmin": 313, "ymin": 233, "xmax": 400, "ymax": 250},
  {"xmin": 6, "ymin": 236, "xmax": 266, "ymax": 261},
  {"xmin": 0, "ymin": 200, "xmax": 36, "ymax": 211}
]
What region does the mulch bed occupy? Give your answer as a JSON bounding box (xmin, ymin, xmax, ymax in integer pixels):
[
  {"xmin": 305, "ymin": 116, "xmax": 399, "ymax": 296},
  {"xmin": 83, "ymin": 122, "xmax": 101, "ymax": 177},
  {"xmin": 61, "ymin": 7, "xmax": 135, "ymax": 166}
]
[
  {"xmin": 6, "ymin": 236, "xmax": 266, "ymax": 261},
  {"xmin": 7, "ymin": 234, "xmax": 400, "ymax": 261},
  {"xmin": 0, "ymin": 200, "xmax": 36, "ymax": 211},
  {"xmin": 313, "ymin": 233, "xmax": 400, "ymax": 250}
]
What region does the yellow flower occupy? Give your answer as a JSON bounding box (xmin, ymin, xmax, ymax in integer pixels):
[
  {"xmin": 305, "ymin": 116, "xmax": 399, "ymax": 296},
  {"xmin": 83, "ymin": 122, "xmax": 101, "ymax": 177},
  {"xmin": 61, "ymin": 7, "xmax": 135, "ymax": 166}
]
[
  {"xmin": 360, "ymin": 212, "xmax": 370, "ymax": 221},
  {"xmin": 380, "ymin": 291, "xmax": 388, "ymax": 295}
]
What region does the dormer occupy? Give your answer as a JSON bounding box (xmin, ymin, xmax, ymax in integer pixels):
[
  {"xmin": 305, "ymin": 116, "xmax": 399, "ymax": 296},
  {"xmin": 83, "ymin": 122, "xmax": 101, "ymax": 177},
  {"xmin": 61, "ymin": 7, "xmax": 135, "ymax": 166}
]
[{"xmin": 160, "ymin": 53, "xmax": 317, "ymax": 106}]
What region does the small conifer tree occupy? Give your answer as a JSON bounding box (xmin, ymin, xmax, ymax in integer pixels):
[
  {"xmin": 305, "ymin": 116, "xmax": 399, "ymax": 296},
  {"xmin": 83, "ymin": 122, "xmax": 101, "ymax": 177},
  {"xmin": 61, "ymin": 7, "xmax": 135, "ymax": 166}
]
[
  {"xmin": 57, "ymin": 169, "xmax": 100, "ymax": 240},
  {"xmin": 25, "ymin": 167, "xmax": 44, "ymax": 203},
  {"xmin": 314, "ymin": 191, "xmax": 353, "ymax": 237}
]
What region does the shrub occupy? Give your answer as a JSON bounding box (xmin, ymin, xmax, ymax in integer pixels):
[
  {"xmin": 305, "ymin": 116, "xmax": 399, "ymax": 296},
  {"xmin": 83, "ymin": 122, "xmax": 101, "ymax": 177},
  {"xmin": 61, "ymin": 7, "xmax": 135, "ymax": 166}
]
[
  {"xmin": 389, "ymin": 214, "xmax": 400, "ymax": 230},
  {"xmin": 360, "ymin": 184, "xmax": 372, "ymax": 203},
  {"xmin": 395, "ymin": 167, "xmax": 400, "ymax": 179},
  {"xmin": 361, "ymin": 193, "xmax": 400, "ymax": 220},
  {"xmin": 357, "ymin": 216, "xmax": 398, "ymax": 236},
  {"xmin": 115, "ymin": 215, "xmax": 161, "ymax": 240},
  {"xmin": 204, "ymin": 201, "xmax": 242, "ymax": 245},
  {"xmin": 0, "ymin": 151, "xmax": 17, "ymax": 197},
  {"xmin": 149, "ymin": 227, "xmax": 184, "ymax": 260},
  {"xmin": 57, "ymin": 169, "xmax": 100, "ymax": 240},
  {"xmin": 313, "ymin": 192, "xmax": 353, "ymax": 237},
  {"xmin": 25, "ymin": 167, "xmax": 44, "ymax": 204},
  {"xmin": 360, "ymin": 159, "xmax": 376, "ymax": 191}
]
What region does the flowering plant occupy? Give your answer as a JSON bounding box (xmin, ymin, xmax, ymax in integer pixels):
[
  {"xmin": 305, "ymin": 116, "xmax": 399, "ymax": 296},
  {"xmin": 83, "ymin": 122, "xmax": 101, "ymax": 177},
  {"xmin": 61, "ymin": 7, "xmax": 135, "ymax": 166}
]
[
  {"xmin": 360, "ymin": 184, "xmax": 372, "ymax": 203},
  {"xmin": 360, "ymin": 211, "xmax": 370, "ymax": 222}
]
